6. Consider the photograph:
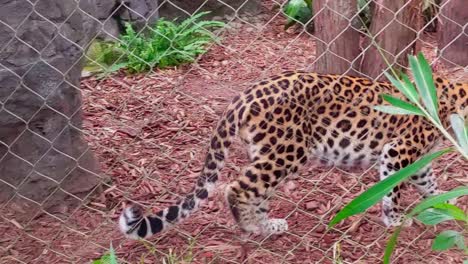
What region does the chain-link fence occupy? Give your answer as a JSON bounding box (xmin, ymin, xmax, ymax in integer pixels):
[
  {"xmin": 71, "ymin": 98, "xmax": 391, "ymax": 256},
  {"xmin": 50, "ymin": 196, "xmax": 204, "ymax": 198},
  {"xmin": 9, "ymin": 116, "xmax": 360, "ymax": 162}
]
[{"xmin": 1, "ymin": 0, "xmax": 467, "ymax": 263}]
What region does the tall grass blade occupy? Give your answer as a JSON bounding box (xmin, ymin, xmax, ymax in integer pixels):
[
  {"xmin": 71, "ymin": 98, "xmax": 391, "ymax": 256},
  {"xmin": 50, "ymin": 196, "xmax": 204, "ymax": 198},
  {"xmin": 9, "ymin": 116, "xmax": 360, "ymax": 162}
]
[{"xmin": 383, "ymin": 226, "xmax": 402, "ymax": 264}]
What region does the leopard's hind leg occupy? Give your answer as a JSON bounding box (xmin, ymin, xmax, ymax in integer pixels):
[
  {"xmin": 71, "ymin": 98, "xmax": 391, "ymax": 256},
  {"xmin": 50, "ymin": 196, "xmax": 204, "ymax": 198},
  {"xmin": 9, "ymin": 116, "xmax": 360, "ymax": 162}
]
[
  {"xmin": 226, "ymin": 123, "xmax": 309, "ymax": 235},
  {"xmin": 225, "ymin": 160, "xmax": 288, "ymax": 235},
  {"xmin": 409, "ymin": 165, "xmax": 457, "ymax": 204}
]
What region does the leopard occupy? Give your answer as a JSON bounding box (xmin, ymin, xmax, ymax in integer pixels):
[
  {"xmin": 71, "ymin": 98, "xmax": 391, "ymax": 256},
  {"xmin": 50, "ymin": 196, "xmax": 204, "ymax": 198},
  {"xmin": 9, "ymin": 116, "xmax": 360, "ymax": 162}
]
[{"xmin": 119, "ymin": 71, "xmax": 467, "ymax": 239}]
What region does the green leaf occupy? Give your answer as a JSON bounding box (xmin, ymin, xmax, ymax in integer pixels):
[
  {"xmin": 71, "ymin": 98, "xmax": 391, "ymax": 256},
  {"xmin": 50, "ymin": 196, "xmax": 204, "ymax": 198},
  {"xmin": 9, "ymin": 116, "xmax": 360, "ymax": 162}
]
[
  {"xmin": 109, "ymin": 243, "xmax": 118, "ymax": 264},
  {"xmin": 384, "ymin": 72, "xmax": 420, "ymax": 104},
  {"xmin": 433, "ymin": 203, "xmax": 467, "ymax": 222},
  {"xmin": 450, "ymin": 114, "xmax": 468, "ymax": 157},
  {"xmin": 374, "ymin": 105, "xmax": 423, "ymax": 115},
  {"xmin": 409, "ymin": 53, "xmax": 440, "ymax": 123},
  {"xmin": 408, "ymin": 186, "xmax": 468, "ymax": 218},
  {"xmin": 106, "ymin": 62, "xmax": 128, "ymax": 73},
  {"xmin": 379, "ymin": 94, "xmax": 425, "ymax": 115},
  {"xmin": 432, "ymin": 230, "xmax": 465, "ymax": 251},
  {"xmin": 417, "ymin": 208, "xmax": 456, "ymax": 225},
  {"xmin": 283, "ymin": 0, "xmax": 313, "ymax": 29},
  {"xmin": 328, "ymin": 148, "xmax": 451, "ymax": 228},
  {"xmin": 92, "ymin": 244, "xmax": 118, "ymax": 264},
  {"xmin": 383, "ymin": 226, "xmax": 402, "ymax": 264}
]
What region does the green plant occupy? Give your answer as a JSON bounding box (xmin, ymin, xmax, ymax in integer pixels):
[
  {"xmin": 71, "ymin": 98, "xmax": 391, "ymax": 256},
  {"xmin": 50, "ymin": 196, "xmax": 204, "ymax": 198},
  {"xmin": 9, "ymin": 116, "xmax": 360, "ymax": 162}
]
[
  {"xmin": 84, "ymin": 40, "xmax": 125, "ymax": 74},
  {"xmin": 120, "ymin": 11, "xmax": 224, "ymax": 73},
  {"xmin": 283, "ymin": 0, "xmax": 313, "ymax": 30},
  {"xmin": 384, "ymin": 190, "xmax": 468, "ymax": 263},
  {"xmin": 85, "ymin": 12, "xmax": 225, "ymax": 75},
  {"xmin": 92, "ymin": 244, "xmax": 118, "ymax": 264},
  {"xmin": 329, "ymin": 53, "xmax": 468, "ymax": 263},
  {"xmin": 283, "ymin": 0, "xmax": 371, "ymax": 31}
]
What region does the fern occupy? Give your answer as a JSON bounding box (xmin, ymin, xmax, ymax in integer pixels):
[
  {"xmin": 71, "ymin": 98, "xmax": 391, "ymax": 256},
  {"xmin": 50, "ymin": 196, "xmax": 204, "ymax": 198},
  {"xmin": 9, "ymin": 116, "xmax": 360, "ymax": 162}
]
[{"xmin": 85, "ymin": 12, "xmax": 225, "ymax": 74}]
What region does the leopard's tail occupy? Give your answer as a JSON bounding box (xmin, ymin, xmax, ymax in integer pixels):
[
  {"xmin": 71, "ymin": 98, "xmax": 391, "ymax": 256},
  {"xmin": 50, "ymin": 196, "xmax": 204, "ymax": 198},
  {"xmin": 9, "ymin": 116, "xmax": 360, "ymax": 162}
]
[{"xmin": 119, "ymin": 115, "xmax": 237, "ymax": 239}]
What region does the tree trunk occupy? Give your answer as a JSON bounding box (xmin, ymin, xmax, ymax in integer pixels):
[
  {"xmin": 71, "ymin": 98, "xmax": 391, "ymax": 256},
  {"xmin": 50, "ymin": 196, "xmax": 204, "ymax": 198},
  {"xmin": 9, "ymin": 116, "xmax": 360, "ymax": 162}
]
[
  {"xmin": 438, "ymin": 0, "xmax": 468, "ymax": 67},
  {"xmin": 312, "ymin": 0, "xmax": 360, "ymax": 75},
  {"xmin": 360, "ymin": 0, "xmax": 422, "ymax": 80}
]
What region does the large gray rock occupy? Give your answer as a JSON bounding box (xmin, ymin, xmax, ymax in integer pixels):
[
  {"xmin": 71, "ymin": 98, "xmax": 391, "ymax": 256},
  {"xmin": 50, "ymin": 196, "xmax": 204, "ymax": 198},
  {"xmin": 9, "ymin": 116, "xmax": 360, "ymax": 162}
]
[
  {"xmin": 158, "ymin": 0, "xmax": 262, "ymax": 20},
  {"xmin": 117, "ymin": 0, "xmax": 160, "ymax": 31},
  {"xmin": 100, "ymin": 0, "xmax": 262, "ymax": 38},
  {"xmin": 0, "ymin": 0, "xmax": 114, "ymax": 220}
]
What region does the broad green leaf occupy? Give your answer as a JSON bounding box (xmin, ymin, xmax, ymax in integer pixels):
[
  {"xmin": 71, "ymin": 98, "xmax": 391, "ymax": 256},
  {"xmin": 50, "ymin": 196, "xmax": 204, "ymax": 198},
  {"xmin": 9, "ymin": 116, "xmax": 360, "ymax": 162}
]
[
  {"xmin": 432, "ymin": 230, "xmax": 465, "ymax": 251},
  {"xmin": 328, "ymin": 148, "xmax": 451, "ymax": 228},
  {"xmin": 380, "ymin": 94, "xmax": 424, "ymax": 115},
  {"xmin": 384, "ymin": 72, "xmax": 419, "ymax": 104},
  {"xmin": 283, "ymin": 0, "xmax": 313, "ymax": 29},
  {"xmin": 433, "ymin": 203, "xmax": 467, "ymax": 222},
  {"xmin": 417, "ymin": 208, "xmax": 456, "ymax": 225},
  {"xmin": 450, "ymin": 113, "xmax": 468, "ymax": 157},
  {"xmin": 464, "ymin": 259, "xmax": 468, "ymax": 264},
  {"xmin": 408, "ymin": 186, "xmax": 468, "ymax": 217},
  {"xmin": 383, "ymin": 226, "xmax": 402, "ymax": 264},
  {"xmin": 409, "ymin": 53, "xmax": 440, "ymax": 123},
  {"xmin": 374, "ymin": 105, "xmax": 423, "ymax": 116}
]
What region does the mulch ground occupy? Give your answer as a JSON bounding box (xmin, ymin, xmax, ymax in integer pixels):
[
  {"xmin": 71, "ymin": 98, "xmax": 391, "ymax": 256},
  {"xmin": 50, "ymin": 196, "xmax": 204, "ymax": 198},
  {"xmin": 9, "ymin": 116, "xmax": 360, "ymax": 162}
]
[{"xmin": 1, "ymin": 2, "xmax": 467, "ymax": 264}]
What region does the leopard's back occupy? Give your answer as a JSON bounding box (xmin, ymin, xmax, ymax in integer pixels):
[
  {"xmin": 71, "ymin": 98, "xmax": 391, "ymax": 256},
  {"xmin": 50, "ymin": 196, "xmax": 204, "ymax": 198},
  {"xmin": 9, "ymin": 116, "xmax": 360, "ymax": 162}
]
[{"xmin": 235, "ymin": 72, "xmax": 417, "ymax": 168}]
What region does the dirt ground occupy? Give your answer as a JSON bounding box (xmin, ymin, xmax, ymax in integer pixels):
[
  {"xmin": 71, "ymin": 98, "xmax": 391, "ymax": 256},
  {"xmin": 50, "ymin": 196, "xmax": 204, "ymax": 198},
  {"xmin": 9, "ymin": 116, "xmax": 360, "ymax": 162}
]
[{"xmin": 1, "ymin": 2, "xmax": 467, "ymax": 264}]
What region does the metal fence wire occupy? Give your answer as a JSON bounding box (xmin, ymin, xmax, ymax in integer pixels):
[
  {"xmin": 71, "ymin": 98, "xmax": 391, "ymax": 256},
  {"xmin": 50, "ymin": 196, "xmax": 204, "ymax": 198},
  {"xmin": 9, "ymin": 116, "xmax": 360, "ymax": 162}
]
[{"xmin": 0, "ymin": 0, "xmax": 467, "ymax": 263}]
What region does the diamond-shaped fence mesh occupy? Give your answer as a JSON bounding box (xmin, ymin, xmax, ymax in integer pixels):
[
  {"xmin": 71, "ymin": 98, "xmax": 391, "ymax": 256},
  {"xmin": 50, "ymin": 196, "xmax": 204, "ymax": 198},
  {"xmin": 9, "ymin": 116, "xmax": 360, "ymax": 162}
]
[{"xmin": 0, "ymin": 0, "xmax": 467, "ymax": 263}]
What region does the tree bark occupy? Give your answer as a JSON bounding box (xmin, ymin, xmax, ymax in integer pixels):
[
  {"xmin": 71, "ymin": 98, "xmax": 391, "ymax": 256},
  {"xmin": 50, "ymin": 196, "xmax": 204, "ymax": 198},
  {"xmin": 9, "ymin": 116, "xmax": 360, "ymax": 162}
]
[
  {"xmin": 312, "ymin": 0, "xmax": 360, "ymax": 75},
  {"xmin": 360, "ymin": 0, "xmax": 422, "ymax": 80},
  {"xmin": 438, "ymin": 0, "xmax": 468, "ymax": 67}
]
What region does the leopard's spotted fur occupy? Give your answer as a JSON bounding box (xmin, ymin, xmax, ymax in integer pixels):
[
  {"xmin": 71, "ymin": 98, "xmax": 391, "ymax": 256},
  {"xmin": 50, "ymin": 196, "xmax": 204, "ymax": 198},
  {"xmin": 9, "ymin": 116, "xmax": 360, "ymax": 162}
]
[{"xmin": 120, "ymin": 71, "xmax": 467, "ymax": 239}]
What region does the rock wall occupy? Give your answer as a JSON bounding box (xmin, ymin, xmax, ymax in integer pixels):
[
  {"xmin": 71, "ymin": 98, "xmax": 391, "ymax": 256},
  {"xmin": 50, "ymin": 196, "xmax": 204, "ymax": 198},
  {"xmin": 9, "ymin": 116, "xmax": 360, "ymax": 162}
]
[
  {"xmin": 158, "ymin": 0, "xmax": 262, "ymax": 20},
  {"xmin": 0, "ymin": 0, "xmax": 114, "ymax": 218},
  {"xmin": 102, "ymin": 0, "xmax": 262, "ymax": 39}
]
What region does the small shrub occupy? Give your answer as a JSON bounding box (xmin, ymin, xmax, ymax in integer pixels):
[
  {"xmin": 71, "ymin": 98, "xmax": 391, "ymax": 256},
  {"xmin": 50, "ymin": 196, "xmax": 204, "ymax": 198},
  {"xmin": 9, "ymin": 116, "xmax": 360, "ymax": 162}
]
[
  {"xmin": 92, "ymin": 244, "xmax": 118, "ymax": 264},
  {"xmin": 85, "ymin": 12, "xmax": 225, "ymax": 74},
  {"xmin": 84, "ymin": 41, "xmax": 124, "ymax": 75},
  {"xmin": 282, "ymin": 0, "xmax": 371, "ymax": 31},
  {"xmin": 283, "ymin": 0, "xmax": 313, "ymax": 30}
]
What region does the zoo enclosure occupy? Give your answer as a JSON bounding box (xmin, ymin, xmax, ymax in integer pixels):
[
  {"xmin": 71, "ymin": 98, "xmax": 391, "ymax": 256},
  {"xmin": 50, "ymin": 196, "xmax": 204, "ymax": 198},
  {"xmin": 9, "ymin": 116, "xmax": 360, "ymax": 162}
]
[{"xmin": 0, "ymin": 0, "xmax": 467, "ymax": 263}]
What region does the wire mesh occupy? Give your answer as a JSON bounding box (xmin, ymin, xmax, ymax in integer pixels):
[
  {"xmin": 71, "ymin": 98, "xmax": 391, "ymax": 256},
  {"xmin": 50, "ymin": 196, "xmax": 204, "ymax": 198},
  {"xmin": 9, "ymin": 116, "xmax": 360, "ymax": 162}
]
[{"xmin": 0, "ymin": 0, "xmax": 467, "ymax": 263}]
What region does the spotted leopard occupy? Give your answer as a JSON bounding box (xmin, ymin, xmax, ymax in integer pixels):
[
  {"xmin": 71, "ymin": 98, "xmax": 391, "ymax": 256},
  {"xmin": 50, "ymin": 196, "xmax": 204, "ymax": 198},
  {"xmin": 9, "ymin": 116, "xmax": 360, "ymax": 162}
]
[{"xmin": 120, "ymin": 71, "xmax": 467, "ymax": 239}]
